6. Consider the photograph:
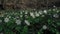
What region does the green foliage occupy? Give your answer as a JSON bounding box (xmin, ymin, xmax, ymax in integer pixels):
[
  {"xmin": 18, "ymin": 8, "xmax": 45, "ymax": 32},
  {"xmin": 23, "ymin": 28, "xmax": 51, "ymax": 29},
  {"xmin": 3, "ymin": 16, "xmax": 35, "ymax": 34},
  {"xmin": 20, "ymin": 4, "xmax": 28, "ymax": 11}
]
[{"xmin": 0, "ymin": 9, "xmax": 60, "ymax": 34}]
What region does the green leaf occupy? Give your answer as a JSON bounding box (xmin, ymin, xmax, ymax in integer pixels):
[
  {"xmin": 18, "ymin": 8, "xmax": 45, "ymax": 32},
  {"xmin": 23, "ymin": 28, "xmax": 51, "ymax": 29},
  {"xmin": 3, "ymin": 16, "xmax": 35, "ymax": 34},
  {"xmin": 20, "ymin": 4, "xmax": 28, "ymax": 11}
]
[{"xmin": 0, "ymin": 25, "xmax": 3, "ymax": 32}]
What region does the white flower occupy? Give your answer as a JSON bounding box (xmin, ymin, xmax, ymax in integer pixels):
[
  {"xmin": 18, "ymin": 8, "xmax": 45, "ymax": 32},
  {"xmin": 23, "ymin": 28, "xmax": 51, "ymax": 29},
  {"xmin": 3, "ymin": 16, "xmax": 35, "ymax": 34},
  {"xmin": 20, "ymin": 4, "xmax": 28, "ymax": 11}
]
[
  {"xmin": 25, "ymin": 20, "xmax": 30, "ymax": 25},
  {"xmin": 20, "ymin": 11, "xmax": 23, "ymax": 14},
  {"xmin": 25, "ymin": 11, "xmax": 28, "ymax": 14},
  {"xmin": 20, "ymin": 15, "xmax": 23, "ymax": 17},
  {"xmin": 44, "ymin": 10, "xmax": 47, "ymax": 14},
  {"xmin": 35, "ymin": 12, "xmax": 39, "ymax": 17},
  {"xmin": 53, "ymin": 14, "xmax": 59, "ymax": 18},
  {"xmin": 42, "ymin": 25, "xmax": 47, "ymax": 30},
  {"xmin": 15, "ymin": 19, "xmax": 21, "ymax": 25},
  {"xmin": 57, "ymin": 10, "xmax": 59, "ymax": 13},
  {"xmin": 4, "ymin": 17, "xmax": 9, "ymax": 23},
  {"xmin": 23, "ymin": 10, "xmax": 25, "ymax": 12},
  {"xmin": 8, "ymin": 16, "xmax": 11, "ymax": 18},
  {"xmin": 53, "ymin": 9, "xmax": 56, "ymax": 11},
  {"xmin": 48, "ymin": 9, "xmax": 51, "ymax": 11},
  {"xmin": 53, "ymin": 5, "xmax": 56, "ymax": 7},
  {"xmin": 25, "ymin": 15, "xmax": 28, "ymax": 18},
  {"xmin": 39, "ymin": 11, "xmax": 43, "ymax": 15},
  {"xmin": 30, "ymin": 12, "xmax": 35, "ymax": 18},
  {"xmin": 41, "ymin": 15, "xmax": 45, "ymax": 17}
]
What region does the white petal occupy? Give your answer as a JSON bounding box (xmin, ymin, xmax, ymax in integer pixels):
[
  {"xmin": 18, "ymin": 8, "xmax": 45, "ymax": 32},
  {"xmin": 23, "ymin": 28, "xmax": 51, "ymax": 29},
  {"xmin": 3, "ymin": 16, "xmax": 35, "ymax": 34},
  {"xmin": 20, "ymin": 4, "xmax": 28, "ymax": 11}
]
[
  {"xmin": 9, "ymin": 16, "xmax": 11, "ymax": 18},
  {"xmin": 48, "ymin": 9, "xmax": 51, "ymax": 11},
  {"xmin": 44, "ymin": 10, "xmax": 47, "ymax": 14},
  {"xmin": 20, "ymin": 15, "xmax": 23, "ymax": 17},
  {"xmin": 57, "ymin": 11, "xmax": 59, "ymax": 13},
  {"xmin": 41, "ymin": 15, "xmax": 45, "ymax": 17},
  {"xmin": 25, "ymin": 20, "xmax": 30, "ymax": 25},
  {"xmin": 20, "ymin": 11, "xmax": 23, "ymax": 14},
  {"xmin": 53, "ymin": 5, "xmax": 56, "ymax": 7},
  {"xmin": 53, "ymin": 9, "xmax": 56, "ymax": 11},
  {"xmin": 53, "ymin": 14, "xmax": 59, "ymax": 18},
  {"xmin": 39, "ymin": 11, "xmax": 43, "ymax": 15},
  {"xmin": 4, "ymin": 17, "xmax": 9, "ymax": 23},
  {"xmin": 35, "ymin": 13, "xmax": 39, "ymax": 17},
  {"xmin": 16, "ymin": 20, "xmax": 21, "ymax": 25},
  {"xmin": 30, "ymin": 12, "xmax": 35, "ymax": 18},
  {"xmin": 25, "ymin": 11, "xmax": 28, "ymax": 14},
  {"xmin": 42, "ymin": 25, "xmax": 47, "ymax": 29}
]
